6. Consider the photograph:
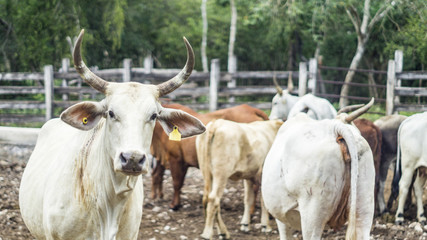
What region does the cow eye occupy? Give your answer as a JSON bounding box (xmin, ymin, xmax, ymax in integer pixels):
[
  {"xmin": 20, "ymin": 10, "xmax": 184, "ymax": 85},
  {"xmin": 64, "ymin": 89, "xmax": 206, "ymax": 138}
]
[
  {"xmin": 150, "ymin": 113, "xmax": 157, "ymax": 121},
  {"xmin": 108, "ymin": 110, "xmax": 115, "ymax": 118}
]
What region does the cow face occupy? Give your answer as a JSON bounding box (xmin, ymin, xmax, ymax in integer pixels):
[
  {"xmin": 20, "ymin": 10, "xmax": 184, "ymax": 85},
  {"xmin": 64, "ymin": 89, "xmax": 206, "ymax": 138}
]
[
  {"xmin": 269, "ymin": 91, "xmax": 291, "ymax": 120},
  {"xmin": 60, "ymin": 29, "xmax": 205, "ymax": 176}
]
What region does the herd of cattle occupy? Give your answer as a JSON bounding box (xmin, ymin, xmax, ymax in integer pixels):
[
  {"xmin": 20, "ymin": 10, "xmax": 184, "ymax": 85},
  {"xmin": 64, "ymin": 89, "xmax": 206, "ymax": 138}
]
[{"xmin": 16, "ymin": 30, "xmax": 427, "ymax": 239}]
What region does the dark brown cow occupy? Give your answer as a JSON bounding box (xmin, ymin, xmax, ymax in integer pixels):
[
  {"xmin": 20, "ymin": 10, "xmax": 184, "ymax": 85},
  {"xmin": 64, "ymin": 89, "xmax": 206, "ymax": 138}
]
[
  {"xmin": 353, "ymin": 118, "xmax": 382, "ymax": 214},
  {"xmin": 150, "ymin": 103, "xmax": 269, "ymax": 210}
]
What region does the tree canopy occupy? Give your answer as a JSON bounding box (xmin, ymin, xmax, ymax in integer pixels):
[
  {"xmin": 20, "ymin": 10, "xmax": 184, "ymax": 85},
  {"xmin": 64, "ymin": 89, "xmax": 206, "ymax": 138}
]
[{"xmin": 0, "ymin": 0, "xmax": 425, "ymax": 75}]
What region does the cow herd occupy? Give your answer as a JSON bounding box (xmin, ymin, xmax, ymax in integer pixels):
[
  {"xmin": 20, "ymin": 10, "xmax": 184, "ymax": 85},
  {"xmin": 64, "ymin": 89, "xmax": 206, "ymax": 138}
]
[{"xmin": 17, "ymin": 30, "xmax": 425, "ymax": 240}]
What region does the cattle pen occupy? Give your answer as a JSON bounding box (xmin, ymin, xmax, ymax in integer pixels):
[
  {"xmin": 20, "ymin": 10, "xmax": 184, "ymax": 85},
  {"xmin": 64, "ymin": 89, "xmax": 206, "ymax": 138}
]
[{"xmin": 2, "ymin": 51, "xmax": 427, "ymax": 239}]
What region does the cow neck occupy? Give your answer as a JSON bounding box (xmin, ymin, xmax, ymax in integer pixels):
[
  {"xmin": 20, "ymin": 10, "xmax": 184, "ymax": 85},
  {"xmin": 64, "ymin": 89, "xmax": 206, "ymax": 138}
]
[
  {"xmin": 74, "ymin": 118, "xmax": 141, "ymax": 239},
  {"xmin": 286, "ymin": 94, "xmax": 299, "ymax": 117},
  {"xmin": 74, "ymin": 118, "xmax": 138, "ymax": 208}
]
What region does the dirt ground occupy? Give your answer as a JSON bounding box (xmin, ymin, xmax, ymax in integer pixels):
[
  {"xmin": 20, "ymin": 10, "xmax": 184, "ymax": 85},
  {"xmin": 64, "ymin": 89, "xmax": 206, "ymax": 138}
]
[{"xmin": 1, "ymin": 144, "xmax": 427, "ymax": 240}]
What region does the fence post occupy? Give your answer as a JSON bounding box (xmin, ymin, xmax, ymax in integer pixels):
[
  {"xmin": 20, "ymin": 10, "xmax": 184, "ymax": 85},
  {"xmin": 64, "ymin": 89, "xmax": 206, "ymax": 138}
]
[
  {"xmin": 144, "ymin": 54, "xmax": 152, "ymax": 74},
  {"xmin": 61, "ymin": 58, "xmax": 69, "ymax": 101},
  {"xmin": 394, "ymin": 50, "xmax": 403, "ymax": 104},
  {"xmin": 308, "ymin": 58, "xmax": 317, "ymax": 94},
  {"xmin": 386, "ymin": 60, "xmax": 396, "ymax": 116},
  {"xmin": 44, "ymin": 65, "xmax": 54, "ymax": 121},
  {"xmin": 123, "ymin": 58, "xmax": 132, "ymax": 82},
  {"xmin": 298, "ymin": 62, "xmax": 307, "ymax": 96},
  {"xmin": 227, "ymin": 55, "xmax": 237, "ymax": 103},
  {"xmin": 210, "ymin": 59, "xmax": 220, "ymax": 112}
]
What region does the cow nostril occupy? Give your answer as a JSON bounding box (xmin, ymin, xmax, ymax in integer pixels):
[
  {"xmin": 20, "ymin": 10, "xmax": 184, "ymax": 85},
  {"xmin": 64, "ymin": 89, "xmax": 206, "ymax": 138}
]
[
  {"xmin": 120, "ymin": 153, "xmax": 127, "ymax": 164},
  {"xmin": 138, "ymin": 155, "xmax": 146, "ymax": 165}
]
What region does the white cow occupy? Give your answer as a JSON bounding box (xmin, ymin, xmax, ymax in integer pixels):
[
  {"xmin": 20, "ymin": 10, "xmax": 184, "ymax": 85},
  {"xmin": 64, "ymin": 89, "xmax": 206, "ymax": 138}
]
[
  {"xmin": 19, "ymin": 29, "xmax": 205, "ymax": 240},
  {"xmin": 269, "ymin": 76, "xmax": 337, "ymax": 120},
  {"xmin": 196, "ymin": 119, "xmax": 283, "ymax": 240},
  {"xmin": 394, "ymin": 112, "xmax": 427, "ymax": 225},
  {"xmin": 262, "ymin": 99, "xmax": 375, "ymax": 240}
]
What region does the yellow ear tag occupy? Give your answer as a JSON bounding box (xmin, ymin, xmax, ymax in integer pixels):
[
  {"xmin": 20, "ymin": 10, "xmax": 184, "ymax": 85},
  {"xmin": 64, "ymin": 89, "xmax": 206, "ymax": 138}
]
[
  {"xmin": 82, "ymin": 117, "xmax": 88, "ymax": 125},
  {"xmin": 169, "ymin": 126, "xmax": 181, "ymax": 141}
]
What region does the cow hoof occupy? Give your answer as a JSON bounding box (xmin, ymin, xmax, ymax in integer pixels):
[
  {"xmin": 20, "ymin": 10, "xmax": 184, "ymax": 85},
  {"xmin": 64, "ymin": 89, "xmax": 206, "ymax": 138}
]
[
  {"xmin": 219, "ymin": 233, "xmax": 230, "ymax": 239},
  {"xmin": 395, "ymin": 219, "xmax": 404, "ymax": 225},
  {"xmin": 200, "ymin": 233, "xmax": 210, "ymax": 240},
  {"xmin": 261, "ymin": 225, "xmax": 272, "ymax": 233},
  {"xmin": 169, "ymin": 204, "xmax": 181, "ymax": 211},
  {"xmin": 240, "ymin": 224, "xmax": 249, "ymax": 232}
]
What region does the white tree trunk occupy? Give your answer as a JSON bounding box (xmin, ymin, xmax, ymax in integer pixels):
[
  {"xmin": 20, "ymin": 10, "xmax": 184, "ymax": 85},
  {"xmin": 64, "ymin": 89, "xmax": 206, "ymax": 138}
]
[
  {"xmin": 228, "ymin": 0, "xmax": 237, "ymax": 72},
  {"xmin": 339, "ymin": 42, "xmax": 366, "ymax": 107},
  {"xmin": 201, "ymin": 0, "xmax": 208, "ymax": 72}
]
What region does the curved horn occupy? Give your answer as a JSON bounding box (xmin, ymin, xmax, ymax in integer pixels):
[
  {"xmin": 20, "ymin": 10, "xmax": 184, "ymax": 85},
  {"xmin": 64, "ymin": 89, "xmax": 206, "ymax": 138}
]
[
  {"xmin": 344, "ymin": 98, "xmax": 375, "ymax": 123},
  {"xmin": 157, "ymin": 37, "xmax": 195, "ymax": 97},
  {"xmin": 73, "ymin": 29, "xmax": 109, "ymax": 94},
  {"xmin": 272, "ymin": 73, "xmax": 283, "ymax": 95},
  {"xmin": 287, "ymin": 71, "xmax": 294, "ymax": 93},
  {"xmin": 337, "ymin": 104, "xmax": 365, "ymax": 114}
]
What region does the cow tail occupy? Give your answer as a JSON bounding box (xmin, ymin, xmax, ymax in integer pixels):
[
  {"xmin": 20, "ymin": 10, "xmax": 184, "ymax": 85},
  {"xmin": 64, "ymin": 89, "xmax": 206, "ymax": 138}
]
[
  {"xmin": 390, "ymin": 121, "xmax": 404, "ymax": 204},
  {"xmin": 334, "ymin": 124, "xmax": 358, "ymax": 240},
  {"xmin": 197, "ymin": 120, "xmax": 215, "ymax": 213}
]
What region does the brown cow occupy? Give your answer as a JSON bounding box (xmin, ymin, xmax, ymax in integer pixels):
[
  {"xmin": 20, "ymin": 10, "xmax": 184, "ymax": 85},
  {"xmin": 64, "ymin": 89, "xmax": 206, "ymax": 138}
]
[
  {"xmin": 353, "ymin": 118, "xmax": 382, "ymax": 215},
  {"xmin": 150, "ymin": 103, "xmax": 269, "ymax": 210}
]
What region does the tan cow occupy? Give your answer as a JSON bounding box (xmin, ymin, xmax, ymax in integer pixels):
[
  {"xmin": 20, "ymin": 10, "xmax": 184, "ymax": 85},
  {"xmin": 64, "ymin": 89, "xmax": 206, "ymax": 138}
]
[
  {"xmin": 150, "ymin": 103, "xmax": 269, "ymax": 210},
  {"xmin": 196, "ymin": 119, "xmax": 283, "ymax": 239},
  {"xmin": 19, "ymin": 30, "xmax": 205, "ymax": 240}
]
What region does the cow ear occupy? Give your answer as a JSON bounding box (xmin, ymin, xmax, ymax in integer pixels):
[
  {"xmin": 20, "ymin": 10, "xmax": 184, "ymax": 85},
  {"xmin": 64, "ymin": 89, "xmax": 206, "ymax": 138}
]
[
  {"xmin": 157, "ymin": 108, "xmax": 206, "ymax": 138},
  {"xmin": 60, "ymin": 101, "xmax": 105, "ymax": 131}
]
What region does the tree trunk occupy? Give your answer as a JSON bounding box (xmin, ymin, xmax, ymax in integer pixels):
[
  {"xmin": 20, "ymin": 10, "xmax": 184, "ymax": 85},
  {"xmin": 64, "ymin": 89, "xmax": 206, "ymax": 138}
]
[
  {"xmin": 227, "ymin": 0, "xmax": 237, "ymax": 72},
  {"xmin": 338, "ymin": 0, "xmax": 392, "ymax": 107},
  {"xmin": 201, "ymin": 0, "xmax": 208, "ymax": 72},
  {"xmin": 339, "ymin": 42, "xmax": 366, "ymax": 107}
]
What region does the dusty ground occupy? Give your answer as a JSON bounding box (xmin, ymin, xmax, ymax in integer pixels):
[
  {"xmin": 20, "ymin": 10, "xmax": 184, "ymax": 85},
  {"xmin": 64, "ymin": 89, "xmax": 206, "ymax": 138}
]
[{"xmin": 1, "ymin": 144, "xmax": 427, "ymax": 240}]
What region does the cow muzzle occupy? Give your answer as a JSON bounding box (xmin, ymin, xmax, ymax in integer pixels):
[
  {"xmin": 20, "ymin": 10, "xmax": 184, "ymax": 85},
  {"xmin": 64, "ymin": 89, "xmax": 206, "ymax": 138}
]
[{"xmin": 119, "ymin": 151, "xmax": 146, "ymax": 175}]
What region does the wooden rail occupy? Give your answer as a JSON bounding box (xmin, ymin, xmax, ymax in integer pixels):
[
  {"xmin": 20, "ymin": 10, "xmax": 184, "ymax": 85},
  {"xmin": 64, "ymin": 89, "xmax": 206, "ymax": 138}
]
[{"xmin": 1, "ymin": 50, "xmax": 426, "ymax": 125}]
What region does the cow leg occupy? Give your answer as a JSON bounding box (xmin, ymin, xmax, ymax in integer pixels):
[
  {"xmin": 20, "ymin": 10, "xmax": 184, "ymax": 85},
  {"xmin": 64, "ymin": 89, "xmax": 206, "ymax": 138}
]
[
  {"xmin": 240, "ymin": 179, "xmax": 255, "ymax": 232},
  {"xmin": 215, "ymin": 204, "xmax": 229, "ymax": 239},
  {"xmin": 395, "ymin": 167, "xmax": 416, "ymax": 224},
  {"xmin": 377, "ymin": 179, "xmax": 386, "ymax": 215},
  {"xmin": 377, "ymin": 155, "xmax": 393, "ymax": 214},
  {"xmin": 150, "ymin": 162, "xmax": 165, "ymax": 199},
  {"xmin": 169, "ymin": 161, "xmax": 189, "ymax": 210},
  {"xmin": 414, "ymin": 167, "xmax": 427, "ymax": 224},
  {"xmin": 298, "ymin": 201, "xmax": 327, "ymax": 239},
  {"xmin": 201, "ymin": 177, "xmax": 229, "ymax": 240},
  {"xmin": 260, "ymin": 195, "xmax": 272, "ymax": 233},
  {"xmin": 275, "ymin": 219, "xmax": 294, "ymax": 240},
  {"xmin": 251, "ymin": 177, "xmax": 260, "ymax": 215},
  {"xmin": 356, "ymin": 159, "xmax": 376, "ymax": 240}
]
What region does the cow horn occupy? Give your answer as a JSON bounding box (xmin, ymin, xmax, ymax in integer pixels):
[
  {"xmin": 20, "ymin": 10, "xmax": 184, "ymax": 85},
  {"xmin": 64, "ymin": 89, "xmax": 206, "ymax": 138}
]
[
  {"xmin": 287, "ymin": 71, "xmax": 294, "ymax": 93},
  {"xmin": 73, "ymin": 29, "xmax": 109, "ymax": 94},
  {"xmin": 344, "ymin": 98, "xmax": 375, "ymax": 123},
  {"xmin": 337, "ymin": 104, "xmax": 365, "ymax": 114},
  {"xmin": 272, "ymin": 73, "xmax": 283, "ymax": 95},
  {"xmin": 157, "ymin": 37, "xmax": 195, "ymax": 97}
]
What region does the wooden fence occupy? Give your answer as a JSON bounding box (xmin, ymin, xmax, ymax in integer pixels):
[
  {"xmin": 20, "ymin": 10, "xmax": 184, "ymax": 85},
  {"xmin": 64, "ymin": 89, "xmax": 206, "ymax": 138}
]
[
  {"xmin": 1, "ymin": 50, "xmax": 426, "ymax": 125},
  {"xmin": 0, "ymin": 57, "xmax": 316, "ymax": 124}
]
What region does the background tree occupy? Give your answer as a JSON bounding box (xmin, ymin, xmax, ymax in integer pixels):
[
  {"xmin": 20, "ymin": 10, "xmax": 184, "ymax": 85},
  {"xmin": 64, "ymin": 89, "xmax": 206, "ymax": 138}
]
[{"xmin": 338, "ymin": 0, "xmax": 394, "ymax": 107}]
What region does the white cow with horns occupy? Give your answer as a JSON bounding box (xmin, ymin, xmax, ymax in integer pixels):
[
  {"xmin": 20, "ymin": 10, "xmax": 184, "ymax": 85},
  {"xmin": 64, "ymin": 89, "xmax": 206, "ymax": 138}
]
[
  {"xmin": 394, "ymin": 112, "xmax": 427, "ymax": 225},
  {"xmin": 262, "ymin": 98, "xmax": 375, "ymax": 240},
  {"xmin": 269, "ymin": 75, "xmax": 337, "ymax": 121},
  {"xmin": 19, "ymin": 29, "xmax": 206, "ymax": 240}
]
